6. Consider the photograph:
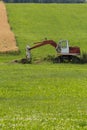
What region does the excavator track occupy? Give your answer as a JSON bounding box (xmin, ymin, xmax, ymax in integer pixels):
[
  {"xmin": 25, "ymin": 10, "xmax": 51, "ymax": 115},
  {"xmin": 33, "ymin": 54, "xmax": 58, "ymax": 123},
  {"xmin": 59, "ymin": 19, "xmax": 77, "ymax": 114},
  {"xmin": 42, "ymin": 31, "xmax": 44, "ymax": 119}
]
[{"xmin": 54, "ymin": 55, "xmax": 80, "ymax": 63}]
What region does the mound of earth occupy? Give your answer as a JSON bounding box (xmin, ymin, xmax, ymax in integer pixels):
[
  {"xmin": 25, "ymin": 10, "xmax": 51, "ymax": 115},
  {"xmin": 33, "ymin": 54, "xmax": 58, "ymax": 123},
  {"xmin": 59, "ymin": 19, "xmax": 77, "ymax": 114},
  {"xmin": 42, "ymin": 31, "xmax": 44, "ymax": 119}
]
[{"xmin": 0, "ymin": 1, "xmax": 18, "ymax": 53}]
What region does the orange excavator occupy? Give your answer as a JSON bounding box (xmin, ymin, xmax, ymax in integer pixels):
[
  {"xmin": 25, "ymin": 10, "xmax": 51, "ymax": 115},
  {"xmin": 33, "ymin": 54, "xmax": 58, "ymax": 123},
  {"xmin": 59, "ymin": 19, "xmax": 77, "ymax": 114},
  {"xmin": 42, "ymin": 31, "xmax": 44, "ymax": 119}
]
[{"xmin": 26, "ymin": 39, "xmax": 80, "ymax": 63}]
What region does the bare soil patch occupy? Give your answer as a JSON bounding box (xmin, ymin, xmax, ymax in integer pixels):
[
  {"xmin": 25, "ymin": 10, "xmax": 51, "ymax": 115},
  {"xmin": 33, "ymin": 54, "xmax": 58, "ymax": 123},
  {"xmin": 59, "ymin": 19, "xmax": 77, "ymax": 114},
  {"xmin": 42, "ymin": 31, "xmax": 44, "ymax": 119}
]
[{"xmin": 0, "ymin": 1, "xmax": 18, "ymax": 53}]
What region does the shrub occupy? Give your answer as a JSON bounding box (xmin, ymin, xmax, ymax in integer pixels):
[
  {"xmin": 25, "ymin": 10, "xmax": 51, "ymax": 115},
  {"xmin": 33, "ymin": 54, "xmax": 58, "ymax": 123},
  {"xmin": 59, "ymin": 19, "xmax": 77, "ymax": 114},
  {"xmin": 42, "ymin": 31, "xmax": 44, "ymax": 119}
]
[{"xmin": 80, "ymin": 52, "xmax": 87, "ymax": 64}]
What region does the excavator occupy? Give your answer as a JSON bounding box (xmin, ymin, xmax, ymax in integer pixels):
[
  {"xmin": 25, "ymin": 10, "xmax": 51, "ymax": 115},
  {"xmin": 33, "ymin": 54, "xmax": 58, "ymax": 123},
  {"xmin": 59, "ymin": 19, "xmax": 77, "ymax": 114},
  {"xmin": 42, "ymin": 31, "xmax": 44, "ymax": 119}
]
[{"xmin": 26, "ymin": 38, "xmax": 81, "ymax": 63}]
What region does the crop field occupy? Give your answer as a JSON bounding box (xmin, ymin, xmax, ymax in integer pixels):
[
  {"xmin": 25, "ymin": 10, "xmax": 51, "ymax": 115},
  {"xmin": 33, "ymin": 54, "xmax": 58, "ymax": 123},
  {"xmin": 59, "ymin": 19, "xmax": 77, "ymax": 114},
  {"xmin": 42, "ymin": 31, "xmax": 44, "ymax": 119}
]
[{"xmin": 0, "ymin": 3, "xmax": 87, "ymax": 130}]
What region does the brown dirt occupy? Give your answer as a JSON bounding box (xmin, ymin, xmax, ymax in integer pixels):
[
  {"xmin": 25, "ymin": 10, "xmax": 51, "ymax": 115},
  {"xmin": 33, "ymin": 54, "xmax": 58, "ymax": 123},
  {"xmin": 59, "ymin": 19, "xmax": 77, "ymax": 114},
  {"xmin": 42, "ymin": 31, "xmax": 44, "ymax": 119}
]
[{"xmin": 0, "ymin": 1, "xmax": 18, "ymax": 53}]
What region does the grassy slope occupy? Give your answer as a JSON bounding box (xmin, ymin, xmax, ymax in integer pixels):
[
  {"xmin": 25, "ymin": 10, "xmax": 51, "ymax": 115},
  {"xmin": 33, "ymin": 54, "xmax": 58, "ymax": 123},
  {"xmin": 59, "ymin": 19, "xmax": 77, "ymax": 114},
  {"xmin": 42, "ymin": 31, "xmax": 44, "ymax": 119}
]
[
  {"xmin": 0, "ymin": 4, "xmax": 87, "ymax": 129},
  {"xmin": 6, "ymin": 4, "xmax": 87, "ymax": 59}
]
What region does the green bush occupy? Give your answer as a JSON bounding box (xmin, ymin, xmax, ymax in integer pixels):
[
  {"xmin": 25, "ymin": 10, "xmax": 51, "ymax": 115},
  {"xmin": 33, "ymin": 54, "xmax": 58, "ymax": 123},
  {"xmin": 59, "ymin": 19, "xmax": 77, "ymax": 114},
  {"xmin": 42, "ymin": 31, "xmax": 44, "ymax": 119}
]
[{"xmin": 80, "ymin": 52, "xmax": 87, "ymax": 63}]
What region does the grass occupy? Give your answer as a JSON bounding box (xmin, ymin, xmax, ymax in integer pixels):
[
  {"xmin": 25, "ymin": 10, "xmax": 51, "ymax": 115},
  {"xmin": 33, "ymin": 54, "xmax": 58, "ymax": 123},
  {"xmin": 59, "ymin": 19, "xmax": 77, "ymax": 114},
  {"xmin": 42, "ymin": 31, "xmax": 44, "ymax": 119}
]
[
  {"xmin": 0, "ymin": 3, "xmax": 87, "ymax": 129},
  {"xmin": 5, "ymin": 3, "xmax": 87, "ymax": 60},
  {"xmin": 0, "ymin": 63, "xmax": 87, "ymax": 129}
]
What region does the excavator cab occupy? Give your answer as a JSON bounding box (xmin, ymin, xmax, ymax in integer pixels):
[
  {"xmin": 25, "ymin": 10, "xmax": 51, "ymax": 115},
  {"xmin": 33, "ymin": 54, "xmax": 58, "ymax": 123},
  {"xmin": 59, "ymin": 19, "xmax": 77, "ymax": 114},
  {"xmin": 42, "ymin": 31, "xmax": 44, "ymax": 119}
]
[{"xmin": 56, "ymin": 40, "xmax": 69, "ymax": 54}]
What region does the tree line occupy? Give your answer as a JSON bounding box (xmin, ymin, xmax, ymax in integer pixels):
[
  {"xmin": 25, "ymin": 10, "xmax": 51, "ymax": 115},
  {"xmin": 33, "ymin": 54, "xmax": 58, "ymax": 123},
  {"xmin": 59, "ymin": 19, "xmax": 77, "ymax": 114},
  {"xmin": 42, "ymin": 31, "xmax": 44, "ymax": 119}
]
[{"xmin": 4, "ymin": 0, "xmax": 86, "ymax": 3}]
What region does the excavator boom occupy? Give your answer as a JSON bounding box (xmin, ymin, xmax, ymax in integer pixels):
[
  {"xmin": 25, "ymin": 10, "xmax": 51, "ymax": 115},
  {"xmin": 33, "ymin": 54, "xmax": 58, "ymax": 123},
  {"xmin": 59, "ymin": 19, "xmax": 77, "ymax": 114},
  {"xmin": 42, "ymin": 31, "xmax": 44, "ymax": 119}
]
[{"xmin": 29, "ymin": 40, "xmax": 57, "ymax": 50}]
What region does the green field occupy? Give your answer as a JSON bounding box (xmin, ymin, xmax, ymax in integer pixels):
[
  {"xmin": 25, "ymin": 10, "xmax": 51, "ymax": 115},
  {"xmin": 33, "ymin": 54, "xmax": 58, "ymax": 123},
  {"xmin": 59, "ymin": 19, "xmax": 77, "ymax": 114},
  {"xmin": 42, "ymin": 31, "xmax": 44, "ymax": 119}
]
[
  {"xmin": 0, "ymin": 3, "xmax": 87, "ymax": 130},
  {"xmin": 6, "ymin": 3, "xmax": 87, "ymax": 59}
]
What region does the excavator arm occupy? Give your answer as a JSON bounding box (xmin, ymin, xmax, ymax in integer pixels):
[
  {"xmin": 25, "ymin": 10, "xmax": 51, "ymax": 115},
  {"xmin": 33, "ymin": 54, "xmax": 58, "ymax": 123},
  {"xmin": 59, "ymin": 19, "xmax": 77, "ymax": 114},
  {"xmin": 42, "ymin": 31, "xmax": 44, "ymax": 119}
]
[
  {"xmin": 26, "ymin": 39, "xmax": 57, "ymax": 62},
  {"xmin": 29, "ymin": 40, "xmax": 57, "ymax": 50}
]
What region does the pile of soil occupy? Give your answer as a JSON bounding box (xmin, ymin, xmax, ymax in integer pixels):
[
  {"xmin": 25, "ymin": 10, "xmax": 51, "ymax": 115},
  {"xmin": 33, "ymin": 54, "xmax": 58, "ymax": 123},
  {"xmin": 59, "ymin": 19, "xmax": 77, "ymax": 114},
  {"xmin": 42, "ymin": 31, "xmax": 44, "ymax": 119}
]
[{"xmin": 0, "ymin": 1, "xmax": 18, "ymax": 53}]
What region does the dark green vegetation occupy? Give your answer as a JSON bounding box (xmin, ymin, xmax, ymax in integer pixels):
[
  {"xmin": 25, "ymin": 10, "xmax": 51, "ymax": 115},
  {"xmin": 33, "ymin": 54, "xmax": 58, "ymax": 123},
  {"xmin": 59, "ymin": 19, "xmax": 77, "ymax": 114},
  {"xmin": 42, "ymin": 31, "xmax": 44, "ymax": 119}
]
[
  {"xmin": 0, "ymin": 4, "xmax": 87, "ymax": 129},
  {"xmin": 4, "ymin": 0, "xmax": 86, "ymax": 4}
]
